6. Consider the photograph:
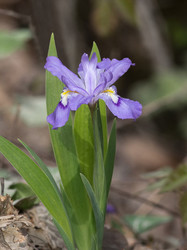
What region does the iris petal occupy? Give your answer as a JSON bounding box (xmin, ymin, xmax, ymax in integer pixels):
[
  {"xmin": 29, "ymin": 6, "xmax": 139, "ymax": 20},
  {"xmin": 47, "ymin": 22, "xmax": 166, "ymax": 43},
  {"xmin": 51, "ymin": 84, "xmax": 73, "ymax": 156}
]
[
  {"xmin": 61, "ymin": 76, "xmax": 89, "ymax": 96},
  {"xmin": 69, "ymin": 94, "xmax": 93, "ymax": 111},
  {"xmin": 97, "ymin": 58, "xmax": 111, "ymax": 69},
  {"xmin": 47, "ymin": 102, "xmax": 70, "ymax": 129},
  {"xmin": 44, "ymin": 56, "xmax": 84, "ymax": 89},
  {"xmin": 98, "ymin": 58, "xmax": 134, "ymax": 87},
  {"xmin": 98, "ymin": 93, "xmax": 142, "ymax": 120},
  {"xmin": 93, "ymin": 82, "xmax": 107, "ymax": 96},
  {"xmin": 80, "ymin": 53, "xmax": 98, "ymax": 94}
]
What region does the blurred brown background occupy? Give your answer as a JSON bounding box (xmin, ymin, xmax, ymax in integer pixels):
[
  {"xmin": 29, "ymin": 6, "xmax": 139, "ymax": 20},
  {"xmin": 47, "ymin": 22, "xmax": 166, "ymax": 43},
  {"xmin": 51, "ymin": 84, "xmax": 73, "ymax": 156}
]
[{"xmin": 0, "ymin": 0, "xmax": 187, "ymax": 247}]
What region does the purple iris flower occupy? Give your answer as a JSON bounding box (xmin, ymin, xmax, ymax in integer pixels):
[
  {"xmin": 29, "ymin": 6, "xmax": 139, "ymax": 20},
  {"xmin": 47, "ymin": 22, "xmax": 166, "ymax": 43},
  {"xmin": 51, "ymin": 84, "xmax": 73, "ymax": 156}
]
[{"xmin": 44, "ymin": 53, "xmax": 142, "ymax": 129}]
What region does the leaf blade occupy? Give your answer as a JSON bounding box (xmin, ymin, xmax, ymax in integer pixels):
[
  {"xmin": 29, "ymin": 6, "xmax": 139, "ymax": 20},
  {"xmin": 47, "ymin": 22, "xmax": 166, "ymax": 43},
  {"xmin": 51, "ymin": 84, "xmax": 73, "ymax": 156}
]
[
  {"xmin": 124, "ymin": 215, "xmax": 172, "ymax": 234},
  {"xmin": 81, "ymin": 174, "xmax": 104, "ymax": 249},
  {"xmin": 105, "ymin": 119, "xmax": 116, "ymax": 198},
  {"xmin": 90, "ymin": 42, "xmax": 108, "ymax": 158},
  {"xmin": 0, "ymin": 136, "xmax": 73, "ymax": 243},
  {"xmin": 161, "ymin": 164, "xmax": 187, "ymax": 192},
  {"xmin": 93, "ymin": 108, "xmax": 106, "ymax": 213},
  {"xmin": 18, "ymin": 139, "xmax": 61, "ymax": 198},
  {"xmin": 45, "ymin": 34, "xmax": 94, "ymax": 249},
  {"xmin": 74, "ymin": 105, "xmax": 94, "ymax": 185}
]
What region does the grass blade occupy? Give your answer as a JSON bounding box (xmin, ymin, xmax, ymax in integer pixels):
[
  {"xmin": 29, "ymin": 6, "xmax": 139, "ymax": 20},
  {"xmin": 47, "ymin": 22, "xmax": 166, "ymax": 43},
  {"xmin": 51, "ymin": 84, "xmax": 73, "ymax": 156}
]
[
  {"xmin": 81, "ymin": 174, "xmax": 104, "ymax": 249},
  {"xmin": 90, "ymin": 42, "xmax": 108, "ymax": 158},
  {"xmin": 18, "ymin": 139, "xmax": 61, "ymax": 198},
  {"xmin": 46, "ymin": 34, "xmax": 94, "ymax": 249},
  {"xmin": 105, "ymin": 119, "xmax": 116, "ymax": 198},
  {"xmin": 93, "ymin": 108, "xmax": 106, "ymax": 213},
  {"xmin": 74, "ymin": 105, "xmax": 94, "ymax": 185},
  {"xmin": 0, "ymin": 136, "xmax": 73, "ymax": 244}
]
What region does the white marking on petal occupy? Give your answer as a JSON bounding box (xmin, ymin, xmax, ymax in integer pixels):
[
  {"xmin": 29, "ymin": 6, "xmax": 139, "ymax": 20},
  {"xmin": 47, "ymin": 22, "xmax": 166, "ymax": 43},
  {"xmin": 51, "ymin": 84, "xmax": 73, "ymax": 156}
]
[
  {"xmin": 61, "ymin": 89, "xmax": 71, "ymax": 107},
  {"xmin": 110, "ymin": 93, "xmax": 118, "ymax": 104},
  {"xmin": 102, "ymin": 87, "xmax": 119, "ymax": 104}
]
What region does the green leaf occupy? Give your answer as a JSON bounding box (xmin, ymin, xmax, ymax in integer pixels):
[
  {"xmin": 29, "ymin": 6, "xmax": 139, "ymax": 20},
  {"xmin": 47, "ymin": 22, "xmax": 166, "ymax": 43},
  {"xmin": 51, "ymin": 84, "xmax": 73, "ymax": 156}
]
[
  {"xmin": 90, "ymin": 42, "xmax": 101, "ymax": 62},
  {"xmin": 90, "ymin": 42, "xmax": 108, "ymax": 158},
  {"xmin": 9, "ymin": 182, "xmax": 39, "ymax": 210},
  {"xmin": 179, "ymin": 193, "xmax": 187, "ymax": 224},
  {"xmin": 81, "ymin": 174, "xmax": 104, "ymax": 249},
  {"xmin": 124, "ymin": 215, "xmax": 172, "ymax": 234},
  {"xmin": 145, "ymin": 178, "xmax": 168, "ymax": 191},
  {"xmin": 93, "ymin": 108, "xmax": 106, "ymax": 213},
  {"xmin": 141, "ymin": 167, "xmax": 172, "ymax": 179},
  {"xmin": 14, "ymin": 196, "xmax": 39, "ymax": 211},
  {"xmin": 161, "ymin": 164, "xmax": 187, "ymax": 192},
  {"xmin": 48, "ymin": 166, "xmax": 61, "ymax": 183},
  {"xmin": 46, "ymin": 34, "xmax": 94, "ymax": 249},
  {"xmin": 99, "ymin": 100, "xmax": 108, "ymax": 158},
  {"xmin": 45, "ymin": 34, "xmax": 64, "ymax": 116},
  {"xmin": 53, "ymin": 218, "xmax": 75, "ymax": 250},
  {"xmin": 9, "ymin": 182, "xmax": 37, "ymax": 200},
  {"xmin": 74, "ymin": 105, "xmax": 94, "ymax": 185},
  {"xmin": 0, "ymin": 29, "xmax": 32, "ymax": 58},
  {"xmin": 0, "ymin": 136, "xmax": 73, "ymax": 244},
  {"xmin": 18, "ymin": 139, "xmax": 61, "ymax": 199},
  {"xmin": 105, "ymin": 119, "xmax": 116, "ymax": 198}
]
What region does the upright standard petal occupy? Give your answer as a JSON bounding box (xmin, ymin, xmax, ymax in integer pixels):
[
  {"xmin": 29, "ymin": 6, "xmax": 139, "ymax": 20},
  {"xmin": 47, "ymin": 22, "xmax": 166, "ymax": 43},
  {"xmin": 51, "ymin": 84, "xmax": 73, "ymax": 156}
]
[
  {"xmin": 98, "ymin": 87, "xmax": 142, "ymax": 120},
  {"xmin": 61, "ymin": 76, "xmax": 89, "ymax": 96},
  {"xmin": 98, "ymin": 58, "xmax": 134, "ymax": 87},
  {"xmin": 44, "ymin": 56, "xmax": 84, "ymax": 89},
  {"xmin": 47, "ymin": 102, "xmax": 70, "ymax": 129},
  {"xmin": 97, "ymin": 58, "xmax": 111, "ymax": 69},
  {"xmin": 79, "ymin": 53, "xmax": 98, "ymax": 94}
]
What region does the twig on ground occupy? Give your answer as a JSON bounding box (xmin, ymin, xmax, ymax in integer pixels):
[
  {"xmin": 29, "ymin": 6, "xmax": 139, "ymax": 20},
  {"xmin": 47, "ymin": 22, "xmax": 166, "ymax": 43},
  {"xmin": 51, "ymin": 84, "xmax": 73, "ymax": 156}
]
[
  {"xmin": 0, "ymin": 9, "xmax": 30, "ymax": 21},
  {"xmin": 111, "ymin": 186, "xmax": 180, "ymax": 218}
]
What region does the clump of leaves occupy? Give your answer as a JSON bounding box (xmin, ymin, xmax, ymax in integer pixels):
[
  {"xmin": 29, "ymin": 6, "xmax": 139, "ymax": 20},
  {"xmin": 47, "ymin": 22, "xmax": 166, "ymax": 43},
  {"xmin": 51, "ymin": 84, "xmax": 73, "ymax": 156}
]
[
  {"xmin": 142, "ymin": 163, "xmax": 187, "ymax": 225},
  {"xmin": 123, "ymin": 214, "xmax": 172, "ymax": 235}
]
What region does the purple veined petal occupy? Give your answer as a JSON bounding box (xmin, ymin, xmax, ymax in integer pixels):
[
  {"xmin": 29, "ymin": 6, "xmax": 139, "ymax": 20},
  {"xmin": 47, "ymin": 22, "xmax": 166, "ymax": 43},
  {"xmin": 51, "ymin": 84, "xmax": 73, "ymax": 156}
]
[
  {"xmin": 92, "ymin": 71, "xmax": 108, "ymax": 96},
  {"xmin": 78, "ymin": 63, "xmax": 83, "ymax": 81},
  {"xmin": 93, "ymin": 71, "xmax": 113, "ymax": 96},
  {"xmin": 93, "ymin": 82, "xmax": 107, "ymax": 96},
  {"xmin": 78, "ymin": 62, "xmax": 83, "ymax": 73},
  {"xmin": 106, "ymin": 58, "xmax": 134, "ymax": 87},
  {"xmin": 97, "ymin": 58, "xmax": 111, "ymax": 69},
  {"xmin": 78, "ymin": 53, "xmax": 98, "ymax": 80},
  {"xmin": 98, "ymin": 90, "xmax": 142, "ymax": 120},
  {"xmin": 44, "ymin": 56, "xmax": 85, "ymax": 89},
  {"xmin": 93, "ymin": 71, "xmax": 112, "ymax": 95},
  {"xmin": 47, "ymin": 102, "xmax": 70, "ymax": 129},
  {"xmin": 68, "ymin": 93, "xmax": 93, "ymax": 111},
  {"xmin": 90, "ymin": 52, "xmax": 97, "ymax": 66},
  {"xmin": 80, "ymin": 53, "xmax": 89, "ymax": 72},
  {"xmin": 61, "ymin": 76, "xmax": 89, "ymax": 96},
  {"xmin": 103, "ymin": 71, "xmax": 113, "ymax": 83},
  {"xmin": 80, "ymin": 53, "xmax": 98, "ymax": 94},
  {"xmin": 81, "ymin": 53, "xmax": 97, "ymax": 72},
  {"xmin": 98, "ymin": 57, "xmax": 134, "ymax": 88}
]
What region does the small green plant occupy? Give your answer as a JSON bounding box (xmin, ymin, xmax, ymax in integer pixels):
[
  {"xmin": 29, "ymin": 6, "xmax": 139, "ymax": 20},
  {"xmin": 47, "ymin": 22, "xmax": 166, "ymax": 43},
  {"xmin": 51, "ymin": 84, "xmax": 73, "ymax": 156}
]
[{"xmin": 0, "ymin": 34, "xmax": 142, "ymax": 249}]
